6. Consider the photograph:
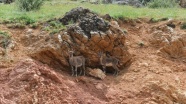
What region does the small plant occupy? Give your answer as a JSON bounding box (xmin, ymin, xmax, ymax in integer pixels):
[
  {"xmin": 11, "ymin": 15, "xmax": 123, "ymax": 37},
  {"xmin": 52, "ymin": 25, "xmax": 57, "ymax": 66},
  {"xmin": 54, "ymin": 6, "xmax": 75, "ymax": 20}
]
[
  {"xmin": 148, "ymin": 0, "xmax": 178, "ymax": 8},
  {"xmin": 47, "ymin": 20, "xmax": 66, "ymax": 30},
  {"xmin": 1, "ymin": 20, "xmax": 13, "ymax": 24},
  {"xmin": 30, "ymin": 22, "xmax": 39, "ymax": 29},
  {"xmin": 113, "ymin": 15, "xmax": 125, "ymax": 20},
  {"xmin": 49, "ymin": 29, "xmax": 60, "ymax": 36},
  {"xmin": 0, "ymin": 31, "xmax": 10, "ymax": 49},
  {"xmin": 123, "ymin": 29, "xmax": 128, "ymax": 34},
  {"xmin": 181, "ymin": 22, "xmax": 186, "ymax": 29},
  {"xmin": 49, "ymin": 21, "xmax": 62, "ymax": 28},
  {"xmin": 15, "ymin": 0, "xmax": 44, "ymax": 11},
  {"xmin": 10, "ymin": 16, "xmax": 36, "ymax": 25},
  {"xmin": 138, "ymin": 41, "xmax": 144, "ymax": 47},
  {"xmin": 5, "ymin": 16, "xmax": 36, "ymax": 28},
  {"xmin": 7, "ymin": 23, "xmax": 26, "ymax": 29},
  {"xmin": 42, "ymin": 26, "xmax": 50, "ymax": 31},
  {"xmin": 149, "ymin": 18, "xmax": 159, "ymax": 23},
  {"xmin": 42, "ymin": 20, "xmax": 66, "ymax": 35},
  {"xmin": 149, "ymin": 18, "xmax": 169, "ymax": 23}
]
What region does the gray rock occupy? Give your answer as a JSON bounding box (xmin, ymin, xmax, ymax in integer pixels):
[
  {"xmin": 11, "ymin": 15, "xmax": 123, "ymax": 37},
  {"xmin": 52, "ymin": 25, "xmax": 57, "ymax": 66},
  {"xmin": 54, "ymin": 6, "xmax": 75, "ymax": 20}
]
[
  {"xmin": 60, "ymin": 7, "xmax": 110, "ymax": 38},
  {"xmin": 113, "ymin": 0, "xmax": 143, "ymax": 7}
]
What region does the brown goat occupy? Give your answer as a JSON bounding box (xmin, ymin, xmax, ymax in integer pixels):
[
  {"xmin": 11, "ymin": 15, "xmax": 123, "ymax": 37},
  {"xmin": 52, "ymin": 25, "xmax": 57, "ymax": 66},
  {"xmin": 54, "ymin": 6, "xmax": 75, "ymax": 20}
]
[
  {"xmin": 98, "ymin": 52, "xmax": 120, "ymax": 76},
  {"xmin": 68, "ymin": 51, "xmax": 86, "ymax": 77}
]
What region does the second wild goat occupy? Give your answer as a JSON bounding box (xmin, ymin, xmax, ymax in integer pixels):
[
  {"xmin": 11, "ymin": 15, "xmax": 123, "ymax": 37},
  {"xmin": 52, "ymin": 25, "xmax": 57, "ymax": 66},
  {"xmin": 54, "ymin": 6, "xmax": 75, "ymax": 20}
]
[{"xmin": 98, "ymin": 52, "xmax": 120, "ymax": 76}]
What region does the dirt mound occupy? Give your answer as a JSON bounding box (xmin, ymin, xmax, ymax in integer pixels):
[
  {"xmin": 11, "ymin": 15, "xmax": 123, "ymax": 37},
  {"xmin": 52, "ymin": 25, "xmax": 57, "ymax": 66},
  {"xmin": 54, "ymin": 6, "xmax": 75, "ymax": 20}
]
[
  {"xmin": 29, "ymin": 7, "xmax": 132, "ymax": 71},
  {"xmin": 141, "ymin": 80, "xmax": 186, "ymax": 104},
  {"xmin": 149, "ymin": 21, "xmax": 186, "ymax": 59},
  {"xmin": 0, "ymin": 59, "xmax": 106, "ymax": 103}
]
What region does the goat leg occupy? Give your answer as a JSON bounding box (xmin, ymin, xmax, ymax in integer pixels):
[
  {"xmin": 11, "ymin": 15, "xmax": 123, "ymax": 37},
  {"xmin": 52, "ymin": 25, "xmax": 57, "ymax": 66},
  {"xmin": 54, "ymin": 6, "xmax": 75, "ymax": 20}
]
[
  {"xmin": 79, "ymin": 67, "xmax": 82, "ymax": 76},
  {"xmin": 75, "ymin": 66, "xmax": 78, "ymax": 77},
  {"xmin": 115, "ymin": 70, "xmax": 119, "ymax": 76},
  {"xmin": 113, "ymin": 70, "xmax": 116, "ymax": 76},
  {"xmin": 113, "ymin": 66, "xmax": 119, "ymax": 76},
  {"xmin": 71, "ymin": 66, "xmax": 74, "ymax": 76},
  {"xmin": 83, "ymin": 65, "xmax": 85, "ymax": 76},
  {"xmin": 116, "ymin": 70, "xmax": 119, "ymax": 76},
  {"xmin": 102, "ymin": 66, "xmax": 106, "ymax": 73},
  {"xmin": 113, "ymin": 70, "xmax": 118, "ymax": 76}
]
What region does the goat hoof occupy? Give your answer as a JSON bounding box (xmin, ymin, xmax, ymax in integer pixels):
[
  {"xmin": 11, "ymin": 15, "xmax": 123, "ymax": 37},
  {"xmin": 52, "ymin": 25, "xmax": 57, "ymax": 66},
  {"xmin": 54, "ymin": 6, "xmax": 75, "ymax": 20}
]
[
  {"xmin": 115, "ymin": 73, "xmax": 119, "ymax": 76},
  {"xmin": 113, "ymin": 71, "xmax": 118, "ymax": 76},
  {"xmin": 71, "ymin": 73, "xmax": 73, "ymax": 76}
]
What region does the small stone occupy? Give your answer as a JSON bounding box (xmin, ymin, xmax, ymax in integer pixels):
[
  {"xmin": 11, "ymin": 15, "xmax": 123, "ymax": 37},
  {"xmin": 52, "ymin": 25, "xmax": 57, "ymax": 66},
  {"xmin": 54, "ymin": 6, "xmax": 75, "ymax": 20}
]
[
  {"xmin": 0, "ymin": 47, "xmax": 5, "ymax": 56},
  {"xmin": 95, "ymin": 83, "xmax": 104, "ymax": 90},
  {"xmin": 133, "ymin": 68, "xmax": 140, "ymax": 72},
  {"xmin": 140, "ymin": 62, "xmax": 149, "ymax": 67},
  {"xmin": 26, "ymin": 29, "xmax": 33, "ymax": 34},
  {"xmin": 87, "ymin": 68, "xmax": 106, "ymax": 80}
]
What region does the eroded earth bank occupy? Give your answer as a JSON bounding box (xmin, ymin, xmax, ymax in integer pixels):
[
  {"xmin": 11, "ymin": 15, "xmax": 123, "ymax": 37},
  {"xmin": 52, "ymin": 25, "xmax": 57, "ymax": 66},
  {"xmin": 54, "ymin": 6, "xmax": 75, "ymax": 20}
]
[{"xmin": 1, "ymin": 7, "xmax": 186, "ymax": 104}]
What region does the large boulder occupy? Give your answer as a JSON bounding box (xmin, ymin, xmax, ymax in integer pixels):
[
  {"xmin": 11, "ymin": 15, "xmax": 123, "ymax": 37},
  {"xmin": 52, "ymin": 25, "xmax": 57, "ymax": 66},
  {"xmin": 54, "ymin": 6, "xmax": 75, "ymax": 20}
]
[{"xmin": 28, "ymin": 7, "xmax": 132, "ymax": 72}]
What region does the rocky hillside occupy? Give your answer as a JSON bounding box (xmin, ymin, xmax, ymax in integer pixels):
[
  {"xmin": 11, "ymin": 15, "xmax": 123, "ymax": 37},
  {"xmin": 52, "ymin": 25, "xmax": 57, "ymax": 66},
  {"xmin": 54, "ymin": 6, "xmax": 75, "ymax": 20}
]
[{"xmin": 0, "ymin": 7, "xmax": 186, "ymax": 103}]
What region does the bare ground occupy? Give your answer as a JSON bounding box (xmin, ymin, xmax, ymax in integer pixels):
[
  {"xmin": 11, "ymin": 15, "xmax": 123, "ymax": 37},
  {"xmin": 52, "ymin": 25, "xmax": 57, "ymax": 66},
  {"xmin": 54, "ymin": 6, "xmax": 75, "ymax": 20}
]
[{"xmin": 0, "ymin": 18, "xmax": 186, "ymax": 104}]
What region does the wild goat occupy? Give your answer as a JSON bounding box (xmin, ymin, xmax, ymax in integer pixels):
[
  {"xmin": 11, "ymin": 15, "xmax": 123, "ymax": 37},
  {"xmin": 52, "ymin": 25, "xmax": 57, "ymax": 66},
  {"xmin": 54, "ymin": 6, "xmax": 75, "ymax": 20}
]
[
  {"xmin": 98, "ymin": 52, "xmax": 120, "ymax": 76},
  {"xmin": 68, "ymin": 51, "xmax": 86, "ymax": 77}
]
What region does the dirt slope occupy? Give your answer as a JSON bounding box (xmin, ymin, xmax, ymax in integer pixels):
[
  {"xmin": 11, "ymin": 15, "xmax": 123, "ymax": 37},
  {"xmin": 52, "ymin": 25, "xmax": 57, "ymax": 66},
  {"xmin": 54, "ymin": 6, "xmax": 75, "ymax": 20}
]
[{"xmin": 0, "ymin": 18, "xmax": 186, "ymax": 104}]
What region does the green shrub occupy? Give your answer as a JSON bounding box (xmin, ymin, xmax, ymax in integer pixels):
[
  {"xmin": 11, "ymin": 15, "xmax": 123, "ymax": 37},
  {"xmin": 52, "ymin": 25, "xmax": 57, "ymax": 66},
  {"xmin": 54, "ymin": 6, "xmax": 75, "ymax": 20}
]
[
  {"xmin": 42, "ymin": 20, "xmax": 66, "ymax": 35},
  {"xmin": 7, "ymin": 23, "xmax": 26, "ymax": 29},
  {"xmin": 138, "ymin": 41, "xmax": 144, "ymax": 47},
  {"xmin": 10, "ymin": 15, "xmax": 36, "ymax": 25},
  {"xmin": 0, "ymin": 31, "xmax": 10, "ymax": 49},
  {"xmin": 49, "ymin": 29, "xmax": 60, "ymax": 36},
  {"xmin": 30, "ymin": 22, "xmax": 39, "ymax": 29},
  {"xmin": 181, "ymin": 22, "xmax": 186, "ymax": 29},
  {"xmin": 15, "ymin": 0, "xmax": 44, "ymax": 11},
  {"xmin": 148, "ymin": 0, "xmax": 178, "ymax": 8}
]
